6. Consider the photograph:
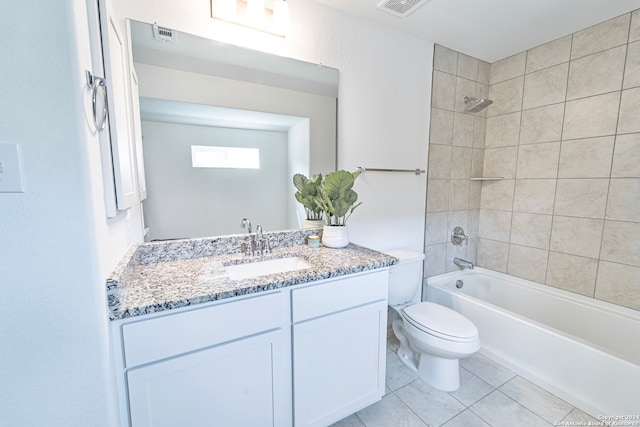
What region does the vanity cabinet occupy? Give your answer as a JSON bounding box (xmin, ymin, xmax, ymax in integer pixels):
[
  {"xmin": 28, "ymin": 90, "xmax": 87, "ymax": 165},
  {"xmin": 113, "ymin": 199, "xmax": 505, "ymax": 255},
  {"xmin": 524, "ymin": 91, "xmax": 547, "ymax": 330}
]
[
  {"xmin": 114, "ymin": 291, "xmax": 292, "ymax": 427},
  {"xmin": 111, "ymin": 269, "xmax": 389, "ymax": 427},
  {"xmin": 292, "ymin": 270, "xmax": 388, "ymax": 427}
]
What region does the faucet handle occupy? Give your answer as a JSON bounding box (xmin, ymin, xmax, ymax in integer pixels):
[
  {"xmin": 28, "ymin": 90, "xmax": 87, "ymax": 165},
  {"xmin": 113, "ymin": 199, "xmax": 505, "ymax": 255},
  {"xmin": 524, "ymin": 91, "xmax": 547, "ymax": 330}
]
[{"xmin": 451, "ymin": 226, "xmax": 469, "ymax": 246}]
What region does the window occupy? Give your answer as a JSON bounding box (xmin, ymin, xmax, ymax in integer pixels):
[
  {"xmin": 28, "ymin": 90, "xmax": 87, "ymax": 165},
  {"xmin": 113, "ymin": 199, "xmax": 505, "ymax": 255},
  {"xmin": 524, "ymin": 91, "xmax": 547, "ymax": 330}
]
[{"xmin": 191, "ymin": 145, "xmax": 260, "ymax": 169}]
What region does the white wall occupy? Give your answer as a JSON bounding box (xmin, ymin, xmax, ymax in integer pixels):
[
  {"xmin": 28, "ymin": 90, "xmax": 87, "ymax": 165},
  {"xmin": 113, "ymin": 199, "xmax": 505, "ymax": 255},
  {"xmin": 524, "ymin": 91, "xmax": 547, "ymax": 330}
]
[
  {"xmin": 115, "ymin": 0, "xmax": 433, "ymax": 252},
  {"xmin": 0, "ymin": 0, "xmax": 131, "ymax": 425},
  {"xmin": 142, "ymin": 121, "xmax": 290, "ymax": 239}
]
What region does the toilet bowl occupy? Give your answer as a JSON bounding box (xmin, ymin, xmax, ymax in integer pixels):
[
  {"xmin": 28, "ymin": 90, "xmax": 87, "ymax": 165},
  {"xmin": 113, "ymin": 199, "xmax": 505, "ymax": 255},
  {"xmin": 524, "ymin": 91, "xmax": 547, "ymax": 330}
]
[{"xmin": 385, "ymin": 249, "xmax": 480, "ymax": 391}]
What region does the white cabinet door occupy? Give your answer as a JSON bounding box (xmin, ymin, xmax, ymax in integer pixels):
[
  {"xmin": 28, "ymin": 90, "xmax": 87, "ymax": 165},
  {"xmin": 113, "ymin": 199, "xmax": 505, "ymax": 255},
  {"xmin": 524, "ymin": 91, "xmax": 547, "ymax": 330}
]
[
  {"xmin": 127, "ymin": 328, "xmax": 291, "ymax": 427},
  {"xmin": 293, "ymin": 300, "xmax": 387, "ymax": 427}
]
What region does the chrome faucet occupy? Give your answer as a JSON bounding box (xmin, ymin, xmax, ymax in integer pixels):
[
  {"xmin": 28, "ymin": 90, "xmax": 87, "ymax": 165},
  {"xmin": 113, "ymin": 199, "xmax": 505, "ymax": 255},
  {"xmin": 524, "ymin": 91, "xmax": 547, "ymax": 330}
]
[
  {"xmin": 453, "ymin": 257, "xmax": 474, "ymax": 270},
  {"xmin": 243, "ymin": 224, "xmax": 270, "ymax": 257},
  {"xmin": 240, "ymin": 217, "xmax": 252, "ymax": 234}
]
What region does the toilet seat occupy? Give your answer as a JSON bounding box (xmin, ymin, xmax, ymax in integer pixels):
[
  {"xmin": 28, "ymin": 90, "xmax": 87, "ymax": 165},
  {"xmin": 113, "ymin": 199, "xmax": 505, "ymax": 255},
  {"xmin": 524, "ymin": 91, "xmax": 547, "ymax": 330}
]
[{"xmin": 402, "ymin": 302, "xmax": 478, "ymax": 343}]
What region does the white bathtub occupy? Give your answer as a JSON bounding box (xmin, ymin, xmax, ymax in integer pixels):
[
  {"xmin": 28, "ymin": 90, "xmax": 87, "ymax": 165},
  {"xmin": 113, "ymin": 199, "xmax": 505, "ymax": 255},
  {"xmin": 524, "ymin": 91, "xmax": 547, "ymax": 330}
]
[{"xmin": 426, "ymin": 267, "xmax": 640, "ymax": 416}]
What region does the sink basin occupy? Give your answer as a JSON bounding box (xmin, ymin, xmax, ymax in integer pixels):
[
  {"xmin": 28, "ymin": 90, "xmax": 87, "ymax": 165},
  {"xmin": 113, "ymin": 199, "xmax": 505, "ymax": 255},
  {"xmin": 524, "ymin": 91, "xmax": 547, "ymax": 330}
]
[{"xmin": 225, "ymin": 257, "xmax": 312, "ymax": 280}]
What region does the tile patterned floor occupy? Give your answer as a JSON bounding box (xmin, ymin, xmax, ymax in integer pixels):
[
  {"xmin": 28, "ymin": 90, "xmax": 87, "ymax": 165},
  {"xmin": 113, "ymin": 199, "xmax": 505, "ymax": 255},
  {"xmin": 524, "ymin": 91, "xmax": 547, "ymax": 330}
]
[{"xmin": 331, "ymin": 333, "xmax": 601, "ymax": 427}]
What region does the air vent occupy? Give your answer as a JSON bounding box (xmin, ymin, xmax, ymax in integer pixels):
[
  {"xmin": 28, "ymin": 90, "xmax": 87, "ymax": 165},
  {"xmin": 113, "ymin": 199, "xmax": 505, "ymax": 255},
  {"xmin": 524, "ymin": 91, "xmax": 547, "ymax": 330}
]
[
  {"xmin": 377, "ymin": 0, "xmax": 432, "ymax": 18},
  {"xmin": 152, "ymin": 23, "xmax": 176, "ymax": 43}
]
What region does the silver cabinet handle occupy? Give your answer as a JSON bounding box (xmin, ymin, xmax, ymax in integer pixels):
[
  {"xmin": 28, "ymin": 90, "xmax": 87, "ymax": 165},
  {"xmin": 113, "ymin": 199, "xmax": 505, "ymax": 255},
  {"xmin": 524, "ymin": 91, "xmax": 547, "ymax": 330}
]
[{"xmin": 86, "ymin": 70, "xmax": 108, "ymax": 132}]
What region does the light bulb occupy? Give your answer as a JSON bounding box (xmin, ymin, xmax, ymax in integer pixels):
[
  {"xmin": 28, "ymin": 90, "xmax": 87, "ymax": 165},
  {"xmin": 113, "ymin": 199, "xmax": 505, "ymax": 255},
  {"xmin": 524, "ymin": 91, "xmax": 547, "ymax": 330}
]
[
  {"xmin": 246, "ymin": 0, "xmax": 266, "ymax": 27},
  {"xmin": 214, "ymin": 0, "xmax": 238, "ymax": 21},
  {"xmin": 272, "ymin": 0, "xmax": 290, "ymax": 36}
]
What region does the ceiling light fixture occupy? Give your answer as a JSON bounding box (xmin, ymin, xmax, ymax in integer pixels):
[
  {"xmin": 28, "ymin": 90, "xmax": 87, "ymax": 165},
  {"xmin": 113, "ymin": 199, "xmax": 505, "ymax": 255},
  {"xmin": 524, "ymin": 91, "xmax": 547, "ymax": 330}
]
[{"xmin": 211, "ymin": 0, "xmax": 290, "ymax": 37}]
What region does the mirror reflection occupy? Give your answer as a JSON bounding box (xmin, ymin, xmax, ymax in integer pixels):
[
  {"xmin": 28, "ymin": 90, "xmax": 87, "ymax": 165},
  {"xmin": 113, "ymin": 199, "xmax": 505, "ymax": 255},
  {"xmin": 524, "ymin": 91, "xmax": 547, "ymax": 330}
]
[{"xmin": 129, "ymin": 20, "xmax": 339, "ymax": 240}]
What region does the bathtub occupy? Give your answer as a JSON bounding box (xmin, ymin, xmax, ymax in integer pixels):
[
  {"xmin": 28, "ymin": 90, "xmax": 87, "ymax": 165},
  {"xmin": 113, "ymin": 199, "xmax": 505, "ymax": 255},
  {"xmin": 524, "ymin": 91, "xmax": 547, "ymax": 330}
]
[{"xmin": 426, "ymin": 267, "xmax": 640, "ymax": 416}]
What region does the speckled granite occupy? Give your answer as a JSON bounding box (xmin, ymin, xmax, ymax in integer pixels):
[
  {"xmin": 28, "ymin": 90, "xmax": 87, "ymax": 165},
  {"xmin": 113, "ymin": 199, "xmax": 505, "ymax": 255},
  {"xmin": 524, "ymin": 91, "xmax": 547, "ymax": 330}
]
[{"xmin": 107, "ymin": 230, "xmax": 397, "ymax": 321}]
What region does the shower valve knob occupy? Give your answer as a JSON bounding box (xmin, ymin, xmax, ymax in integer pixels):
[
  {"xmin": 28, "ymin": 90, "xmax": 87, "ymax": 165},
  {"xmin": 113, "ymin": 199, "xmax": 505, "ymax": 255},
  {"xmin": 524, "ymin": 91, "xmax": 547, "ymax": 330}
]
[{"xmin": 451, "ymin": 226, "xmax": 469, "ymax": 246}]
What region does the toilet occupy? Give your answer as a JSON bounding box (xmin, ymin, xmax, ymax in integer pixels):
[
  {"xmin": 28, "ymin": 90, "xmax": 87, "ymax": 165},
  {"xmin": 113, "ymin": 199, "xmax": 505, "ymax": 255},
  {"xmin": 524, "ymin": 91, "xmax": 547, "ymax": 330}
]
[{"xmin": 385, "ymin": 249, "xmax": 480, "ymax": 391}]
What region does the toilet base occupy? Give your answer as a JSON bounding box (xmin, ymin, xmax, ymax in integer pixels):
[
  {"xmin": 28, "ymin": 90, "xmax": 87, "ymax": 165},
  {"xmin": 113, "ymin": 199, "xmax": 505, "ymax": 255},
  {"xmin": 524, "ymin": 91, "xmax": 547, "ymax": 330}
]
[{"xmin": 417, "ymin": 352, "xmax": 460, "ymax": 391}]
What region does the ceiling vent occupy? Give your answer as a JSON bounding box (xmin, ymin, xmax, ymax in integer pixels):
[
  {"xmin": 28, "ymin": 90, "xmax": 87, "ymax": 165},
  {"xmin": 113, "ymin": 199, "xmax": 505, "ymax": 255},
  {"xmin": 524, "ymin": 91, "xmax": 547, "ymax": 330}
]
[
  {"xmin": 152, "ymin": 23, "xmax": 176, "ymax": 43},
  {"xmin": 377, "ymin": 0, "xmax": 432, "ymax": 18}
]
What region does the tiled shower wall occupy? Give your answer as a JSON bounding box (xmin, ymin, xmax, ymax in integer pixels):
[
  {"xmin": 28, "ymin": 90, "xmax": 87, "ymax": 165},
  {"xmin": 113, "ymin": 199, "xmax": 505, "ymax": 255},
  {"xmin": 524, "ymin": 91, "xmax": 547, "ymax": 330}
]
[
  {"xmin": 424, "ymin": 47, "xmax": 490, "ymax": 279},
  {"xmin": 425, "ymin": 10, "xmax": 640, "ymax": 312}
]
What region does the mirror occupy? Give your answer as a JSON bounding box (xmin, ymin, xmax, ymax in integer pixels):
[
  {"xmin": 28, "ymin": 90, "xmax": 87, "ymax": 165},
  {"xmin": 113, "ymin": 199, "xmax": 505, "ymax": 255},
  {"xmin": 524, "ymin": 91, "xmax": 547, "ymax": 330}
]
[{"xmin": 129, "ymin": 20, "xmax": 338, "ymax": 240}]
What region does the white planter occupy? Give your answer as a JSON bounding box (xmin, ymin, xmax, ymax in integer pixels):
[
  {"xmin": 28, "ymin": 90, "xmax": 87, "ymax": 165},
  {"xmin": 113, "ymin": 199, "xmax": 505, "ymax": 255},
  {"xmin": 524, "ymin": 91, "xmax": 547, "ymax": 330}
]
[
  {"xmin": 322, "ymin": 225, "xmax": 349, "ymax": 248},
  {"xmin": 303, "ymin": 219, "xmax": 325, "ymax": 229}
]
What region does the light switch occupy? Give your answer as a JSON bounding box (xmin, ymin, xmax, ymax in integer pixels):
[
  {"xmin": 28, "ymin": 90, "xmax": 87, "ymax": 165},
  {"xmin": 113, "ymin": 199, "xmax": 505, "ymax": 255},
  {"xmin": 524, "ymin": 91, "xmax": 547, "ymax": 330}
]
[{"xmin": 0, "ymin": 143, "xmax": 25, "ymax": 193}]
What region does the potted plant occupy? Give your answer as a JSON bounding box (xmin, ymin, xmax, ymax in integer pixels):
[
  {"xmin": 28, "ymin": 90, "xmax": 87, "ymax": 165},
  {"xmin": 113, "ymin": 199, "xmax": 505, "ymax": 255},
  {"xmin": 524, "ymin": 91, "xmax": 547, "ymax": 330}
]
[
  {"xmin": 293, "ymin": 173, "xmax": 325, "ymax": 228},
  {"xmin": 315, "ymin": 170, "xmax": 362, "ymax": 248}
]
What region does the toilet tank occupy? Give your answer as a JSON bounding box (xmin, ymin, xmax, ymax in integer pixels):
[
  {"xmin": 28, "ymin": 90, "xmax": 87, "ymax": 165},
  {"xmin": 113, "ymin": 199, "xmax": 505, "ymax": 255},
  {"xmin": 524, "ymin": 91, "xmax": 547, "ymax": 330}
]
[{"xmin": 384, "ymin": 249, "xmax": 425, "ymax": 306}]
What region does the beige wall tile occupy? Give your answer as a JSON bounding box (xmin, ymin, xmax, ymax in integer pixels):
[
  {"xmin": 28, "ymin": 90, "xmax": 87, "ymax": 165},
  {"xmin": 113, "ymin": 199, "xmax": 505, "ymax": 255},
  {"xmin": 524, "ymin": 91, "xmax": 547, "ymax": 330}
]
[
  {"xmin": 600, "ymin": 220, "xmax": 640, "ymax": 267},
  {"xmin": 471, "ymin": 149, "xmax": 484, "ymax": 177},
  {"xmin": 523, "ymin": 63, "xmax": 569, "ymax": 109},
  {"xmin": 425, "ymin": 212, "xmax": 449, "ymax": 245},
  {"xmin": 510, "ymin": 212, "xmax": 552, "ymax": 249},
  {"xmin": 429, "ymin": 108, "xmax": 454, "ymax": 145},
  {"xmin": 458, "ymin": 53, "xmax": 479, "ymax": 81},
  {"xmin": 484, "ymin": 146, "xmax": 518, "ymax": 179},
  {"xmin": 485, "ymin": 112, "xmax": 521, "ymax": 148},
  {"xmin": 516, "ymin": 142, "xmax": 561, "ymax": 179},
  {"xmin": 507, "ymin": 245, "xmax": 549, "ymax": 283},
  {"xmin": 612, "ymin": 133, "xmax": 640, "ymax": 177},
  {"xmin": 479, "ymin": 209, "xmax": 512, "ymax": 242},
  {"xmin": 456, "ymin": 77, "xmax": 478, "ymax": 112},
  {"xmin": 546, "ymin": 252, "xmax": 598, "ymax": 297},
  {"xmin": 478, "ymin": 61, "xmax": 491, "ymax": 85},
  {"xmin": 427, "ymin": 144, "xmax": 452, "ymax": 178},
  {"xmin": 519, "ymin": 103, "xmax": 564, "ymax": 145},
  {"xmin": 480, "ymin": 179, "xmax": 515, "ymax": 211},
  {"xmin": 432, "ymin": 71, "xmax": 457, "ymax": 110},
  {"xmin": 473, "ymin": 116, "xmax": 486, "ymax": 148},
  {"xmin": 631, "ymin": 10, "xmax": 640, "ymax": 42},
  {"xmin": 513, "ymin": 179, "xmax": 557, "ymax": 214},
  {"xmin": 447, "ymin": 210, "xmax": 469, "ymax": 235},
  {"xmin": 618, "ymin": 87, "xmax": 640, "ymax": 134},
  {"xmin": 449, "ymin": 179, "xmax": 470, "ymax": 210},
  {"xmin": 469, "ymin": 181, "xmax": 482, "ymax": 210},
  {"xmin": 562, "ymin": 92, "xmax": 621, "ymax": 140},
  {"xmin": 526, "ymin": 35, "xmax": 572, "ymax": 74},
  {"xmin": 476, "ymin": 239, "xmax": 509, "ymax": 272},
  {"xmin": 567, "ymin": 46, "xmax": 626, "ymax": 100},
  {"xmin": 606, "ymin": 178, "xmax": 640, "ymax": 222},
  {"xmin": 488, "ymin": 77, "xmax": 524, "ymax": 116},
  {"xmin": 554, "ymin": 179, "xmax": 609, "ymax": 219},
  {"xmin": 550, "ymin": 216, "xmax": 604, "ymax": 258},
  {"xmin": 558, "ymin": 136, "xmax": 615, "ymax": 178},
  {"xmin": 595, "ymin": 261, "xmax": 640, "ymax": 310},
  {"xmin": 490, "ymin": 52, "xmax": 526, "ymax": 84},
  {"xmin": 434, "ymin": 45, "xmax": 458, "ymax": 74},
  {"xmin": 623, "ymin": 41, "xmax": 640, "ymax": 89},
  {"xmin": 426, "ymin": 179, "xmax": 450, "ymax": 212},
  {"xmin": 425, "ymin": 243, "xmax": 447, "ymax": 277},
  {"xmin": 450, "ymin": 147, "xmax": 472, "ymax": 179},
  {"xmin": 452, "ymin": 112, "xmax": 475, "ymax": 147},
  {"xmin": 571, "ymin": 14, "xmax": 631, "ymax": 59}
]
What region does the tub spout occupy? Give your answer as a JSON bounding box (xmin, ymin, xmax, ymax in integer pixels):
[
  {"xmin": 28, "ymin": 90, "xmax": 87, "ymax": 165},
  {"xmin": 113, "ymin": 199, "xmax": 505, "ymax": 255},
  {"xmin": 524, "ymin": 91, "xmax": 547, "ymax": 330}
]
[{"xmin": 453, "ymin": 257, "xmax": 474, "ymax": 270}]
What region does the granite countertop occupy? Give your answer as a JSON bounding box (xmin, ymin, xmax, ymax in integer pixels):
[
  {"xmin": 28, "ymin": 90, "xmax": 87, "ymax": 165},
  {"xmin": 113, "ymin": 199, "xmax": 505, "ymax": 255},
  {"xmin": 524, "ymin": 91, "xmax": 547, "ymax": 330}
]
[{"xmin": 106, "ymin": 232, "xmax": 397, "ymax": 321}]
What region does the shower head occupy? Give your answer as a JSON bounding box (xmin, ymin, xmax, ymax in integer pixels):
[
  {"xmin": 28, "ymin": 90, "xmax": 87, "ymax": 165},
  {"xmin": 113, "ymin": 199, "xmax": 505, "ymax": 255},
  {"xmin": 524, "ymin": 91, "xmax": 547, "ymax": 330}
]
[{"xmin": 464, "ymin": 96, "xmax": 494, "ymax": 113}]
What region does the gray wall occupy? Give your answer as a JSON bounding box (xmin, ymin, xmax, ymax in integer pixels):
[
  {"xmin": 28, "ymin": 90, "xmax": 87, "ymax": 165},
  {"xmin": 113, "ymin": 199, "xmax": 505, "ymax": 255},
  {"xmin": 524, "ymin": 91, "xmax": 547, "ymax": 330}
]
[{"xmin": 142, "ymin": 121, "xmax": 290, "ymax": 239}]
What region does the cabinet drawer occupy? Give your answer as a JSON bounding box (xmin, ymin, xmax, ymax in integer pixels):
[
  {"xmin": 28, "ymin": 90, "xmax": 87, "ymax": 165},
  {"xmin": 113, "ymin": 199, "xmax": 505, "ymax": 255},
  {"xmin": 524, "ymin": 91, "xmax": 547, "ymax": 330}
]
[
  {"xmin": 292, "ymin": 270, "xmax": 388, "ymax": 323},
  {"xmin": 122, "ymin": 291, "xmax": 287, "ymax": 368}
]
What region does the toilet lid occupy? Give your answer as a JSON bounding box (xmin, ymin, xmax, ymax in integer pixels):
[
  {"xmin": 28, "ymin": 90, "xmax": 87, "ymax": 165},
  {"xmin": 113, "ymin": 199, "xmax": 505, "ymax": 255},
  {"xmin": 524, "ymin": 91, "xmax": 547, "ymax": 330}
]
[{"xmin": 402, "ymin": 302, "xmax": 478, "ymax": 342}]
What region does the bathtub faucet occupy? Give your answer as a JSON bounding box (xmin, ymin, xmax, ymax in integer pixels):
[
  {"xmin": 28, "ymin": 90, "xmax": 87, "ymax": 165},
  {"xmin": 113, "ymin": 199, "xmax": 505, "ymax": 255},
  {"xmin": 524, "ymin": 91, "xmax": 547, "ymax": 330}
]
[{"xmin": 453, "ymin": 257, "xmax": 474, "ymax": 270}]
